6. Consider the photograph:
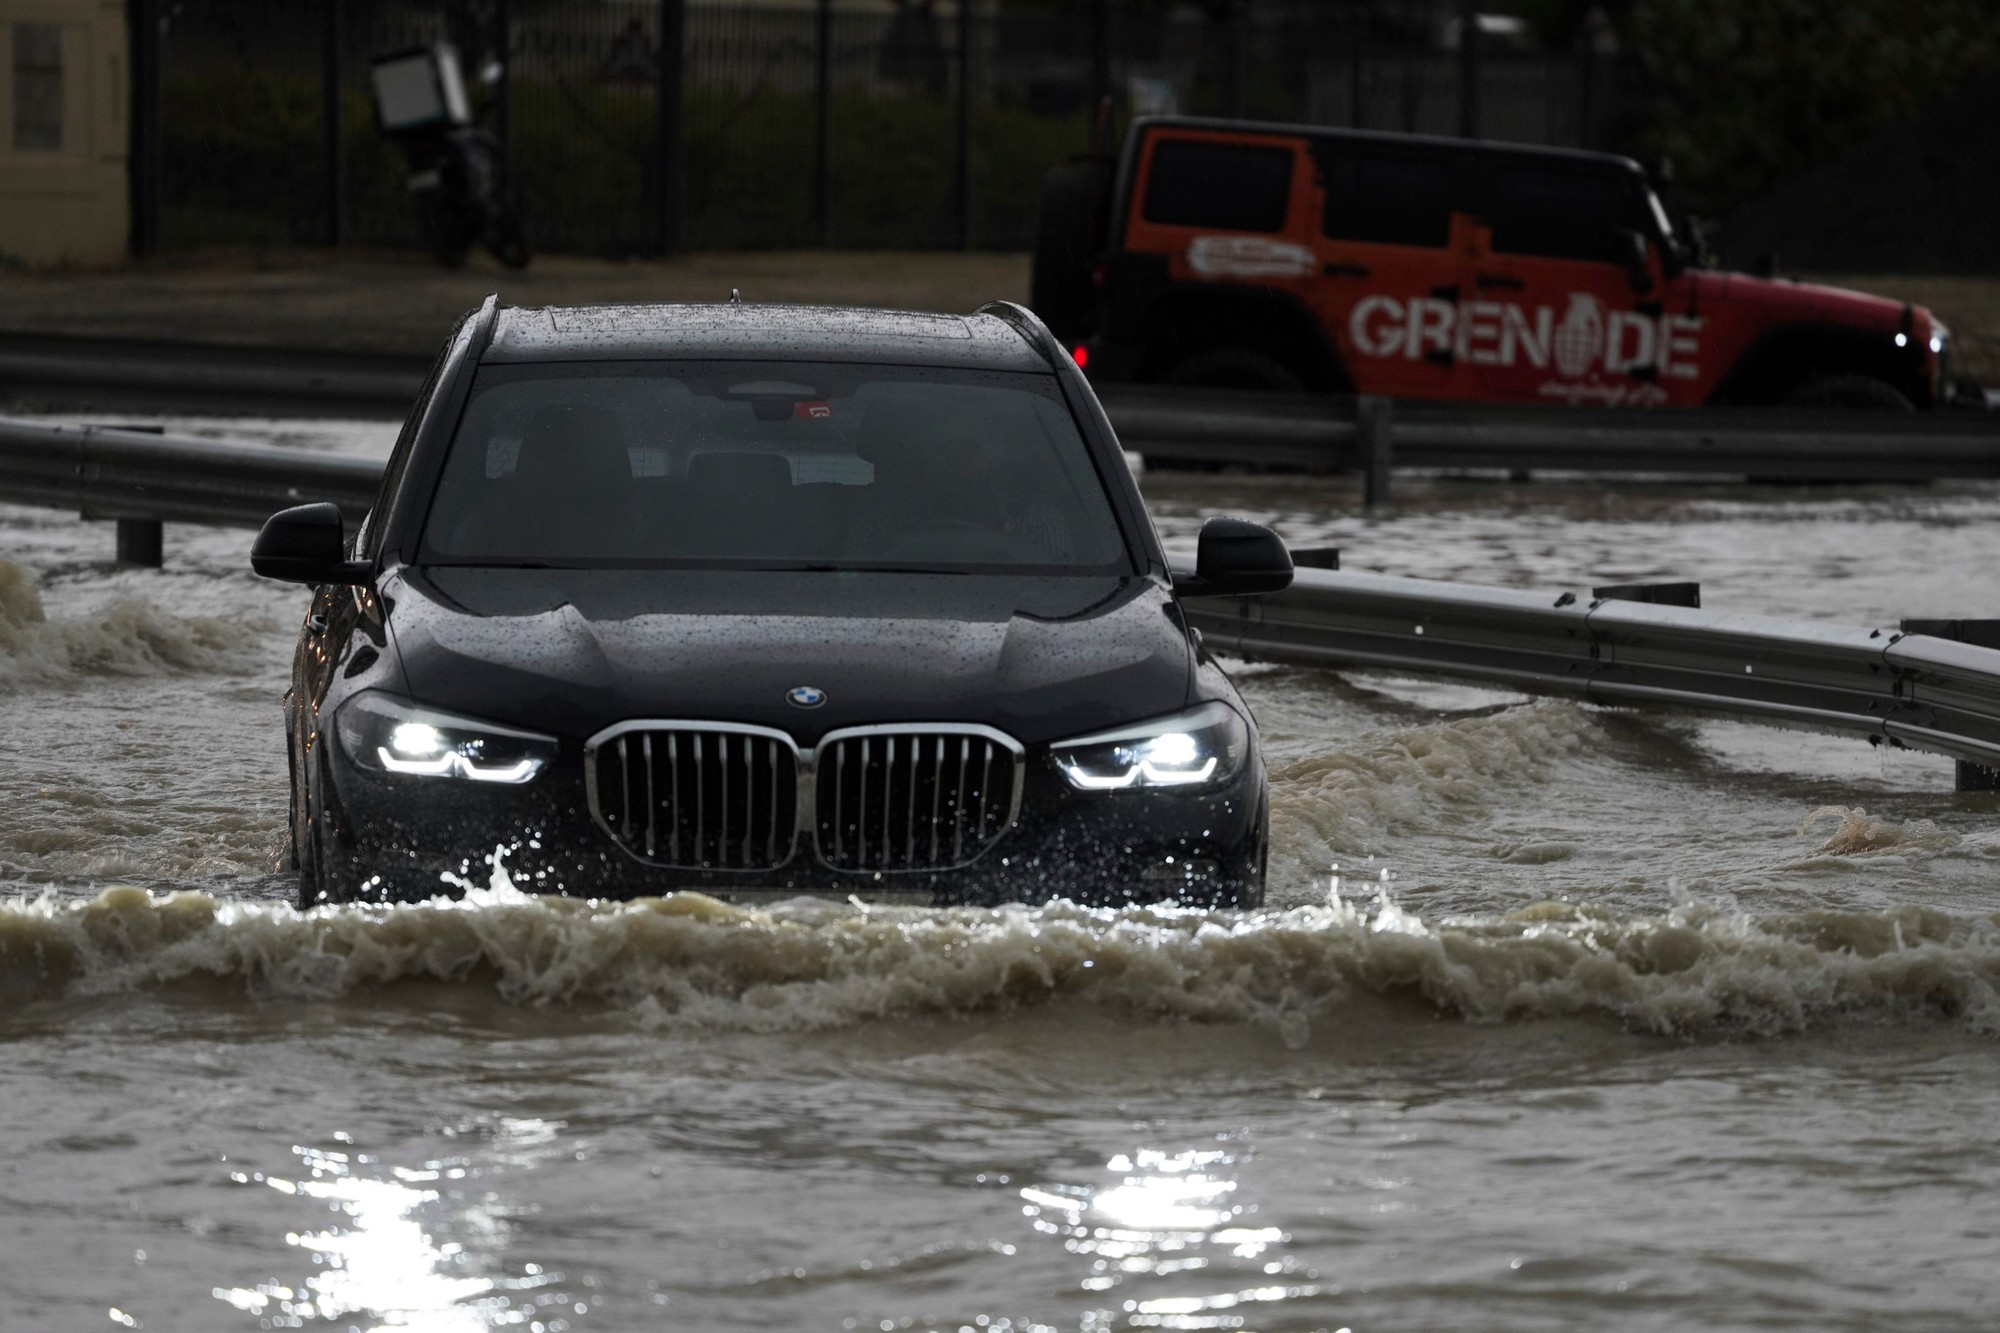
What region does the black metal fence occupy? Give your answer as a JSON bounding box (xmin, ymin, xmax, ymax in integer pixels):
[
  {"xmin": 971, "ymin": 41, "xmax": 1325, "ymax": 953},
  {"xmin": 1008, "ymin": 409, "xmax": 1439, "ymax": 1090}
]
[{"xmin": 137, "ymin": 0, "xmax": 1642, "ymax": 258}]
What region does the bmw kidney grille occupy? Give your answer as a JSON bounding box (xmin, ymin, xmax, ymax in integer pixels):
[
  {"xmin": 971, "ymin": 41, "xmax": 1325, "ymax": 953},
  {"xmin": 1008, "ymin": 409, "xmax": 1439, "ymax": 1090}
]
[
  {"xmin": 585, "ymin": 723, "xmax": 1023, "ymax": 873},
  {"xmin": 591, "ymin": 724, "xmax": 799, "ymax": 871},
  {"xmin": 815, "ymin": 730, "xmax": 1020, "ymax": 872}
]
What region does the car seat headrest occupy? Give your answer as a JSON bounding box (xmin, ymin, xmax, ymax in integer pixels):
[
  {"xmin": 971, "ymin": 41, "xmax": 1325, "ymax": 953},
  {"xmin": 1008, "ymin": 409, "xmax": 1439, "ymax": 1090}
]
[
  {"xmin": 684, "ymin": 450, "xmax": 795, "ymax": 494},
  {"xmin": 515, "ymin": 402, "xmax": 631, "ymax": 490}
]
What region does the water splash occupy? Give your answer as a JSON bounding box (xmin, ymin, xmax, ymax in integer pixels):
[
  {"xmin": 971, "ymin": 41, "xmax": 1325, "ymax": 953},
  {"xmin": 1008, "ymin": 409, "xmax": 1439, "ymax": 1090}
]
[
  {"xmin": 1799, "ymin": 805, "xmax": 1951, "ymax": 857},
  {"xmin": 0, "ymin": 559, "xmax": 266, "ymax": 690},
  {"xmin": 2, "ymin": 885, "xmax": 1994, "ymax": 1043}
]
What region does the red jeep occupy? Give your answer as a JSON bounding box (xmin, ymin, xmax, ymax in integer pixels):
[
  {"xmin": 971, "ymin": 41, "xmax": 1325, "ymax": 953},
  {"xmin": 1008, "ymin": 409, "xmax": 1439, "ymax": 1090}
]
[{"xmin": 1034, "ymin": 117, "xmax": 1950, "ymax": 411}]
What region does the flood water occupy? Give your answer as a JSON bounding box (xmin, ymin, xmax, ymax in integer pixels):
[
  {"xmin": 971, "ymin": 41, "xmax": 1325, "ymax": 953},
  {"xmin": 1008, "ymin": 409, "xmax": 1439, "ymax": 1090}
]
[{"xmin": 2, "ymin": 416, "xmax": 1997, "ymax": 1331}]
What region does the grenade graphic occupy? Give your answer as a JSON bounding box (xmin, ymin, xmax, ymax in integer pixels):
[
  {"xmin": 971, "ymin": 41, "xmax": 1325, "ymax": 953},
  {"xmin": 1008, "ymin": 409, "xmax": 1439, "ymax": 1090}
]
[{"xmin": 1551, "ymin": 293, "xmax": 1605, "ymax": 378}]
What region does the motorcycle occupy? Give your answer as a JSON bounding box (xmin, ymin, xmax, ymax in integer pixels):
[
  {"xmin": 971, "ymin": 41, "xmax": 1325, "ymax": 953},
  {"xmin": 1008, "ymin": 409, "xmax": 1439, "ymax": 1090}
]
[{"xmin": 370, "ymin": 43, "xmax": 529, "ymax": 270}]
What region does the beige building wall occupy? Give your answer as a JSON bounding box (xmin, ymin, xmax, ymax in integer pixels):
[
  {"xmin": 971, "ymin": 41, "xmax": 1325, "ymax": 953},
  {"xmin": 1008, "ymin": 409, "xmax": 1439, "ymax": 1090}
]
[{"xmin": 0, "ymin": 0, "xmax": 125, "ymax": 266}]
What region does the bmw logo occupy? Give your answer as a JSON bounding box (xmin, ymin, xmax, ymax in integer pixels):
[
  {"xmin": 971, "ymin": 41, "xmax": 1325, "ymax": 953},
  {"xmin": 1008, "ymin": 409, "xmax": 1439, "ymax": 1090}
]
[{"xmin": 786, "ymin": 685, "xmax": 827, "ymax": 709}]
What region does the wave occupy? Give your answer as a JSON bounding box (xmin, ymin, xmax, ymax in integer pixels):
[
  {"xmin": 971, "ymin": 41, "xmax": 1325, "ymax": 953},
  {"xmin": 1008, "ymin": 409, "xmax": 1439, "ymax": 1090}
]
[
  {"xmin": 1798, "ymin": 805, "xmax": 1953, "ymax": 857},
  {"xmin": 3, "ymin": 880, "xmax": 1994, "ymax": 1042},
  {"xmin": 1270, "ymin": 699, "xmax": 1606, "ymax": 858},
  {"xmin": 0, "ymin": 559, "xmax": 267, "ymax": 689}
]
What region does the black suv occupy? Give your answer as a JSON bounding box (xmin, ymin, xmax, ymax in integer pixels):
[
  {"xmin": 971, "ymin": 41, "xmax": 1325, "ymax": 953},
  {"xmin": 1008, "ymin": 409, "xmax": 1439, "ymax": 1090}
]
[{"xmin": 253, "ymin": 299, "xmax": 1292, "ymax": 909}]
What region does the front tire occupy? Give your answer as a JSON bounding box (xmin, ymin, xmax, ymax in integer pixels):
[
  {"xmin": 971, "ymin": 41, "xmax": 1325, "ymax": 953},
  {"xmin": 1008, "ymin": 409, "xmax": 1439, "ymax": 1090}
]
[
  {"xmin": 296, "ymin": 749, "xmax": 360, "ymax": 909},
  {"xmin": 1783, "ymin": 373, "xmax": 1913, "ymax": 411},
  {"xmin": 296, "ymin": 813, "xmax": 337, "ymax": 910}
]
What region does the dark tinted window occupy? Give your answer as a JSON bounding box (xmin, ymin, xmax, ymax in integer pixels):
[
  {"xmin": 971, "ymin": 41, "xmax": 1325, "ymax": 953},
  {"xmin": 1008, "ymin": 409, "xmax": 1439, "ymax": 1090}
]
[
  {"xmin": 1488, "ymin": 166, "xmax": 1638, "ymax": 264},
  {"xmin": 360, "ymin": 336, "xmax": 451, "ymax": 557},
  {"xmin": 420, "ymin": 362, "xmax": 1129, "ymax": 573},
  {"xmin": 1142, "ymin": 140, "xmax": 1293, "ymax": 233},
  {"xmin": 1319, "ymin": 152, "xmax": 1454, "ymax": 247}
]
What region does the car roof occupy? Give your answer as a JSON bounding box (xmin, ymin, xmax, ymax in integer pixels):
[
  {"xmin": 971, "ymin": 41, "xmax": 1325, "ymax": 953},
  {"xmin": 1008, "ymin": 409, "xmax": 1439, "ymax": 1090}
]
[
  {"xmin": 482, "ymin": 303, "xmax": 1052, "ymax": 371},
  {"xmin": 1132, "ymin": 115, "xmax": 1650, "ymax": 178}
]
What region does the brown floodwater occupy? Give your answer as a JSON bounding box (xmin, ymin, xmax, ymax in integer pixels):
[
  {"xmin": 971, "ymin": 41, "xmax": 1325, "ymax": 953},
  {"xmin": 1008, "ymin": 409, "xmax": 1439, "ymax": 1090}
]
[{"xmin": 2, "ymin": 416, "xmax": 1996, "ymax": 1332}]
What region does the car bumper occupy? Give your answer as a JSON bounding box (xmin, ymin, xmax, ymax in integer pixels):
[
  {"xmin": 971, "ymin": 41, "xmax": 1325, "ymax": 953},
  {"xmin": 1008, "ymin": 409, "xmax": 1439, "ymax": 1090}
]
[{"xmin": 316, "ymin": 746, "xmax": 1267, "ymax": 909}]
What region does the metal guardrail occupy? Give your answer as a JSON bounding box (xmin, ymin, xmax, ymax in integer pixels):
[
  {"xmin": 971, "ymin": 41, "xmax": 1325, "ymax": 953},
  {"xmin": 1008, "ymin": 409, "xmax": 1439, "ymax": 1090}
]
[
  {"xmin": 1181, "ymin": 565, "xmax": 2000, "ymax": 785},
  {"xmin": 5, "ymin": 335, "xmax": 1999, "ymax": 500},
  {"xmin": 5, "ymin": 413, "xmax": 2000, "ymax": 788},
  {"xmin": 0, "ymin": 418, "xmax": 380, "ymax": 561},
  {"xmin": 0, "ymin": 333, "xmax": 426, "ymax": 417},
  {"xmin": 1102, "ymin": 385, "xmax": 2000, "ymax": 498}
]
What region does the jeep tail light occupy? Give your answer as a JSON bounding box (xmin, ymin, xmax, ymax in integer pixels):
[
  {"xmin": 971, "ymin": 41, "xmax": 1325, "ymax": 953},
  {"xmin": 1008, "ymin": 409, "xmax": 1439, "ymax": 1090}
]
[{"xmin": 1071, "ymin": 345, "xmax": 1089, "ymax": 369}]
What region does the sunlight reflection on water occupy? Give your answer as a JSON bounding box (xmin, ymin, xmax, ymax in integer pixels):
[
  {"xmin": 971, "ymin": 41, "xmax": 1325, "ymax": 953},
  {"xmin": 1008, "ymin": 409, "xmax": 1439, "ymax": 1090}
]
[
  {"xmin": 212, "ymin": 1120, "xmax": 572, "ymax": 1332},
  {"xmin": 1019, "ymin": 1146, "xmax": 1325, "ymax": 1332}
]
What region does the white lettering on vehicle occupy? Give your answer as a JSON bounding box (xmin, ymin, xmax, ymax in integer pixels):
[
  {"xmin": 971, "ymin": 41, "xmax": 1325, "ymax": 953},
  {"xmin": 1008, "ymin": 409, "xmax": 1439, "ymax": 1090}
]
[
  {"xmin": 1502, "ymin": 304, "xmax": 1552, "ymax": 368},
  {"xmin": 1406, "ymin": 298, "xmax": 1454, "ymax": 360},
  {"xmin": 1537, "ymin": 378, "xmax": 1669, "ymax": 407},
  {"xmin": 1660, "ymin": 314, "xmax": 1702, "ymax": 380},
  {"xmin": 1459, "ymin": 301, "xmax": 1504, "ymax": 365},
  {"xmin": 1350, "ymin": 295, "xmax": 1405, "ymax": 356},
  {"xmin": 1346, "ymin": 291, "xmax": 1704, "ymax": 385},
  {"xmin": 1185, "ymin": 235, "xmax": 1315, "ymax": 279}
]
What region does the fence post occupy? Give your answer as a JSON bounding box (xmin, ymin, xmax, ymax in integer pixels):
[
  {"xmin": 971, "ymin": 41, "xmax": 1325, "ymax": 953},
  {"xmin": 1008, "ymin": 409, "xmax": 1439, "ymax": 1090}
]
[
  {"xmin": 1222, "ymin": 2, "xmax": 1242, "ymax": 116},
  {"xmin": 655, "ymin": 0, "xmax": 686, "ymax": 254},
  {"xmin": 1456, "ymin": 0, "xmax": 1480, "ymax": 138},
  {"xmin": 494, "ymin": 0, "xmax": 510, "ymax": 167},
  {"xmin": 1357, "ymin": 394, "xmax": 1392, "ymax": 509},
  {"xmin": 1348, "ymin": 5, "xmax": 1366, "ymax": 128},
  {"xmin": 955, "ymin": 0, "xmax": 973, "ymax": 250},
  {"xmin": 322, "ymin": 0, "xmax": 343, "ymax": 246},
  {"xmin": 1090, "ymin": 0, "xmax": 1112, "ymax": 107},
  {"xmin": 814, "ymin": 0, "xmax": 832, "ymax": 246},
  {"xmin": 127, "ymin": 0, "xmax": 162, "ymax": 257},
  {"xmin": 1577, "ymin": 6, "xmax": 1614, "ymax": 150}
]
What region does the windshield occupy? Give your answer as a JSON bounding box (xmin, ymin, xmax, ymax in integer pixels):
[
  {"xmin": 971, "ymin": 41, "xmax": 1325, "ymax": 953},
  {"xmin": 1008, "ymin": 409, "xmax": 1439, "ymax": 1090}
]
[{"xmin": 420, "ymin": 361, "xmax": 1132, "ymax": 573}]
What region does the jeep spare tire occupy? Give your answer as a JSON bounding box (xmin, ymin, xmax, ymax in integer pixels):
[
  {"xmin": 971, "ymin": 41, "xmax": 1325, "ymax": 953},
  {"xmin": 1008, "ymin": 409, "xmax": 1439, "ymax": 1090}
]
[{"xmin": 1030, "ymin": 162, "xmax": 1109, "ymax": 345}]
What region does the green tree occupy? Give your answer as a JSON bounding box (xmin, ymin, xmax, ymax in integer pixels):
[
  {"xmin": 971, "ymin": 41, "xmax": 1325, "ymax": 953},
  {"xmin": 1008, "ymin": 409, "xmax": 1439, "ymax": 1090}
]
[{"xmin": 1627, "ymin": 0, "xmax": 2000, "ymax": 214}]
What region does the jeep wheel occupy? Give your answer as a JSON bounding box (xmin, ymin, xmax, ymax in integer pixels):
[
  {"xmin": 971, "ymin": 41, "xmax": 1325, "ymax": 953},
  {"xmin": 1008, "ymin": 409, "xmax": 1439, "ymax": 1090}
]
[
  {"xmin": 1146, "ymin": 351, "xmax": 1303, "ymax": 471},
  {"xmin": 1783, "ymin": 373, "xmax": 1914, "ymax": 412},
  {"xmin": 1165, "ymin": 348, "xmax": 1301, "ymax": 392}
]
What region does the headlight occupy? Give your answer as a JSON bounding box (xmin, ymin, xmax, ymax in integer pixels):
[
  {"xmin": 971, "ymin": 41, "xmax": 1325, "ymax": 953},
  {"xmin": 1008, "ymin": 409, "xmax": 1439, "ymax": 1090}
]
[
  {"xmin": 336, "ymin": 692, "xmax": 557, "ymax": 783},
  {"xmin": 1051, "ymin": 701, "xmax": 1250, "ymax": 792}
]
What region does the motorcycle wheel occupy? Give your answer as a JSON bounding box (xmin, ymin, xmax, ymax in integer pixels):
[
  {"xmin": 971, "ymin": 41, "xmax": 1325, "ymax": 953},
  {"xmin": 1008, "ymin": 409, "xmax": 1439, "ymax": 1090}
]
[
  {"xmin": 432, "ymin": 233, "xmax": 474, "ymax": 270},
  {"xmin": 416, "ymin": 197, "xmax": 474, "ymax": 269},
  {"xmin": 490, "ymin": 222, "xmax": 530, "ymax": 270}
]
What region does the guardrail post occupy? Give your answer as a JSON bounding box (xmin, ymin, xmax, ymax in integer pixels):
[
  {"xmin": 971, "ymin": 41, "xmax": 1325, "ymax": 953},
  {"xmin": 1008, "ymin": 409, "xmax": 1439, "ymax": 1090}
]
[
  {"xmin": 1594, "ymin": 581, "xmax": 1700, "ymax": 608},
  {"xmin": 1902, "ymin": 618, "xmax": 2000, "ymax": 791},
  {"xmin": 1356, "ymin": 394, "xmax": 1392, "ymax": 508},
  {"xmin": 116, "ymin": 519, "xmax": 164, "ymax": 568}
]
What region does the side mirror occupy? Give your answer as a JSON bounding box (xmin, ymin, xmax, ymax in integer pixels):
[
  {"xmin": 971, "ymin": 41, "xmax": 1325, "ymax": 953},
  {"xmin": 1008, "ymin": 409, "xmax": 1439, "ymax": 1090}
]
[
  {"xmin": 1173, "ymin": 517, "xmax": 1293, "ymax": 598},
  {"xmin": 251, "ymin": 503, "xmax": 372, "ymax": 585},
  {"xmin": 1613, "ymin": 227, "xmax": 1654, "ymax": 293}
]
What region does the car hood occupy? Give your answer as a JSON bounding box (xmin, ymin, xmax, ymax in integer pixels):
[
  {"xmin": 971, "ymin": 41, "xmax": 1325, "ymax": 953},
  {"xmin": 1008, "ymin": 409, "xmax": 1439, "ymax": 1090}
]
[
  {"xmin": 381, "ymin": 568, "xmax": 1194, "ymax": 747},
  {"xmin": 1692, "ymin": 270, "xmax": 1919, "ymax": 331}
]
